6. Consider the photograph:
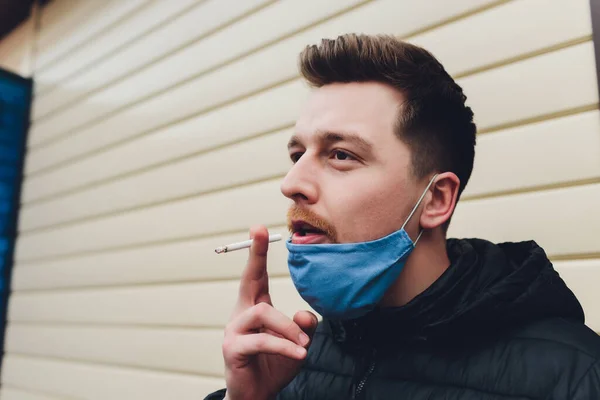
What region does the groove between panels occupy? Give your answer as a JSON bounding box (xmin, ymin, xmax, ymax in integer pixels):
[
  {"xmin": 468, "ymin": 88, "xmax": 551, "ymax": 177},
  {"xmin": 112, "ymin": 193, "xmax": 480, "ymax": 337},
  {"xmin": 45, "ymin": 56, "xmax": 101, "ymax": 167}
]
[
  {"xmin": 8, "ymin": 319, "xmax": 226, "ymax": 331},
  {"xmin": 550, "ymin": 253, "xmax": 600, "ymax": 262},
  {"xmin": 5, "ymin": 351, "xmax": 225, "ymax": 380},
  {"xmin": 451, "ymin": 35, "xmax": 592, "ymax": 79},
  {"xmin": 3, "ymin": 353, "xmax": 226, "ymax": 382},
  {"xmin": 11, "ymin": 271, "xmax": 291, "ymax": 294},
  {"xmin": 401, "ymin": 0, "xmax": 514, "ymax": 40},
  {"xmin": 477, "ymin": 104, "xmax": 600, "ymax": 135},
  {"xmin": 461, "ymin": 177, "xmax": 600, "ymax": 202},
  {"xmin": 0, "ymin": 384, "xmax": 81, "ymax": 400},
  {"xmin": 8, "ymin": 320, "xmax": 225, "ymax": 332}
]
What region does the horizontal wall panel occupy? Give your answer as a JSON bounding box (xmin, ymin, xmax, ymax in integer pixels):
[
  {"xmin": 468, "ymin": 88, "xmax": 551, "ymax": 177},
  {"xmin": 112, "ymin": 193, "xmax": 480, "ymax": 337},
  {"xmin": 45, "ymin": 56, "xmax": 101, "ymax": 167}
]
[
  {"xmin": 35, "ymin": 0, "xmax": 147, "ymax": 75},
  {"xmin": 461, "ymin": 41, "xmax": 597, "ymax": 130},
  {"xmin": 5, "ymin": 324, "xmax": 225, "ymax": 376},
  {"xmin": 463, "ymin": 109, "xmax": 600, "ymax": 198},
  {"xmin": 0, "ymin": 387, "xmax": 66, "ymax": 400},
  {"xmin": 410, "ymin": 0, "xmax": 591, "ymax": 76},
  {"xmin": 9, "ymin": 277, "xmax": 309, "ymax": 327},
  {"xmin": 12, "ymin": 224, "xmax": 290, "ymax": 290},
  {"xmin": 18, "ymin": 108, "xmax": 600, "ymax": 231},
  {"xmin": 32, "ymin": 0, "xmax": 270, "ymax": 120},
  {"xmin": 26, "ymin": 0, "xmax": 371, "ymax": 148},
  {"xmin": 448, "ymin": 183, "xmax": 600, "ymax": 257},
  {"xmin": 22, "ymin": 80, "xmax": 310, "ymax": 203},
  {"xmin": 24, "ymin": 0, "xmax": 500, "ymax": 173},
  {"xmin": 22, "ymin": 40, "xmax": 597, "ymax": 203},
  {"xmin": 1, "ymin": 355, "xmax": 225, "ymax": 400},
  {"xmin": 554, "ymin": 259, "xmax": 600, "ymax": 332}
]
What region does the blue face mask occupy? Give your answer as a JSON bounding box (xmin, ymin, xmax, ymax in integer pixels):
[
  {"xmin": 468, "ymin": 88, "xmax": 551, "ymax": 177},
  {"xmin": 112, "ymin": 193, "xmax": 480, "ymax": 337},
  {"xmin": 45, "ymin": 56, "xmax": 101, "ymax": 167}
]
[{"xmin": 286, "ymin": 175, "xmax": 438, "ymax": 320}]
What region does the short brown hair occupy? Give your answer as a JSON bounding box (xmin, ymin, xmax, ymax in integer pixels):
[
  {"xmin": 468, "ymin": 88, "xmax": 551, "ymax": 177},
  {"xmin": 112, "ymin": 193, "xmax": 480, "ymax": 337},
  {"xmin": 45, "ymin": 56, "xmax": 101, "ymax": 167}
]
[{"xmin": 299, "ymin": 34, "xmax": 476, "ymax": 207}]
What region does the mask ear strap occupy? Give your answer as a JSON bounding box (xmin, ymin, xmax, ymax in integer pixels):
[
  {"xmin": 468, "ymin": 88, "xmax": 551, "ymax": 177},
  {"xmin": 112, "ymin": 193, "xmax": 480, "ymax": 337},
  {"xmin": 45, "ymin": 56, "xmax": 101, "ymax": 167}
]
[
  {"xmin": 413, "ymin": 229, "xmax": 425, "ymax": 246},
  {"xmin": 401, "ymin": 174, "xmax": 439, "ymax": 231}
]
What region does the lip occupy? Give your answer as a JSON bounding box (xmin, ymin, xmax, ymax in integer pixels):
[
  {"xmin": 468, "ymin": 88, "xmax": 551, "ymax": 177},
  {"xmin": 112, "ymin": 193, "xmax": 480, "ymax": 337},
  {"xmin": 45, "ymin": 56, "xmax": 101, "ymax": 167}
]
[
  {"xmin": 290, "ymin": 219, "xmax": 330, "ymax": 244},
  {"xmin": 291, "ymin": 232, "xmax": 329, "ymax": 245}
]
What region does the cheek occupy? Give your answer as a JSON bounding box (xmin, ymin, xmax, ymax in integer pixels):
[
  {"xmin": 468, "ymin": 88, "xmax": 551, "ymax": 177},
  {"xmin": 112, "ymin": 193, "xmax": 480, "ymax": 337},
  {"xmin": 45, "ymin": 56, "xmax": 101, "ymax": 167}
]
[{"xmin": 327, "ymin": 174, "xmax": 411, "ymax": 242}]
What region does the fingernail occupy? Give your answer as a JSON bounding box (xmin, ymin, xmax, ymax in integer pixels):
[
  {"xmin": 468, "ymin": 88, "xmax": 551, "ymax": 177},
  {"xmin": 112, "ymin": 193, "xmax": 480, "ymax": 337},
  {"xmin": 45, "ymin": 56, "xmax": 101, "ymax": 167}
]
[
  {"xmin": 299, "ymin": 332, "xmax": 309, "ymax": 346},
  {"xmin": 296, "ymin": 346, "xmax": 307, "ymax": 356}
]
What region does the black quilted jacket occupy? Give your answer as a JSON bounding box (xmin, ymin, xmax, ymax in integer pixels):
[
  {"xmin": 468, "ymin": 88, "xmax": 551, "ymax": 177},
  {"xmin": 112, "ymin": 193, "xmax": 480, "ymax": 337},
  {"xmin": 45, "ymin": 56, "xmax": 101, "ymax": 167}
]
[{"xmin": 206, "ymin": 239, "xmax": 600, "ymax": 399}]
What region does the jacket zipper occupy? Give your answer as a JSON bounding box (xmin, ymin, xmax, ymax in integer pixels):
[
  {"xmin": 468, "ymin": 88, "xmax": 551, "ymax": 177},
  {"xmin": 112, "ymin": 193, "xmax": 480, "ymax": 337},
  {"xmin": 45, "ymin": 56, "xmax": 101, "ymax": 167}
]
[{"xmin": 352, "ymin": 360, "xmax": 376, "ymax": 399}]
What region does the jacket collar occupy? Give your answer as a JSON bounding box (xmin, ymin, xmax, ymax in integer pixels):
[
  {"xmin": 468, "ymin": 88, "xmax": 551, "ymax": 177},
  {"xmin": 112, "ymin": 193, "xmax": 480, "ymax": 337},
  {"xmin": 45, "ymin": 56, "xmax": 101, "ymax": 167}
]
[{"xmin": 327, "ymin": 238, "xmax": 584, "ymax": 348}]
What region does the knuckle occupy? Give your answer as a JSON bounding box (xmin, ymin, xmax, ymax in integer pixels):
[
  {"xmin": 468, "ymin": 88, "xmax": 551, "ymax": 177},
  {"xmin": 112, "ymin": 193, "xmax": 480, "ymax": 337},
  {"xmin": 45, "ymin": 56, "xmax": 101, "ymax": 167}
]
[
  {"xmin": 221, "ymin": 336, "xmax": 234, "ymax": 355},
  {"xmin": 222, "ymin": 329, "xmax": 239, "ymax": 356},
  {"xmin": 285, "ymin": 320, "xmax": 298, "ymax": 336},
  {"xmin": 254, "ymin": 334, "xmax": 267, "ymax": 351},
  {"xmin": 287, "ymin": 341, "xmax": 298, "ymax": 354},
  {"xmin": 253, "ymin": 302, "xmax": 271, "ymax": 318}
]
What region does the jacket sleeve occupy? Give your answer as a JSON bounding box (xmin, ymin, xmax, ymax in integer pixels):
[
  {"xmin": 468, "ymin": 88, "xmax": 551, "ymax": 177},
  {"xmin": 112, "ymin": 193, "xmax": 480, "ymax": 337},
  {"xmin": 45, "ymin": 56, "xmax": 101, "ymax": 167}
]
[
  {"xmin": 204, "ymin": 388, "xmax": 226, "ymax": 400},
  {"xmin": 571, "ymin": 360, "xmax": 600, "ymax": 399}
]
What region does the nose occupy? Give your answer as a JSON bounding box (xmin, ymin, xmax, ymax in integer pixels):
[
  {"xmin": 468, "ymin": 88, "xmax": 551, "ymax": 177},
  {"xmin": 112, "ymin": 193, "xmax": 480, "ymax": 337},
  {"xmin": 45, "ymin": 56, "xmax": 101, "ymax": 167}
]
[{"xmin": 280, "ymin": 155, "xmax": 319, "ymax": 205}]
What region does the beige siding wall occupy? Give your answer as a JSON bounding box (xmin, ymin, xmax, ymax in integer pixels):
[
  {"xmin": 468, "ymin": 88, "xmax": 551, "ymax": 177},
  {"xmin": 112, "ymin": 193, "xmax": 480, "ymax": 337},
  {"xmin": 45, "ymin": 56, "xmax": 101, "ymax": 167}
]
[{"xmin": 0, "ymin": 0, "xmax": 598, "ymax": 398}]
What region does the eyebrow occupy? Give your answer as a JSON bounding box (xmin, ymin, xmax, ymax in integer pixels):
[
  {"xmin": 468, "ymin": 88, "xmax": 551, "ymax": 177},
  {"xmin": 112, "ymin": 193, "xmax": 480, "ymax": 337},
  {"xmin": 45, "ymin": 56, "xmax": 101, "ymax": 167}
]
[{"xmin": 287, "ymin": 130, "xmax": 374, "ymax": 155}]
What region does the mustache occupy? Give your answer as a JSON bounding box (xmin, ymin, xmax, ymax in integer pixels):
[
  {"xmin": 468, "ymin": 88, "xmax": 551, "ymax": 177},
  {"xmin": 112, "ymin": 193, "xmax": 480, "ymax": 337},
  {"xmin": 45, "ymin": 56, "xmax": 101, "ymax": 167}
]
[{"xmin": 287, "ymin": 206, "xmax": 337, "ymax": 242}]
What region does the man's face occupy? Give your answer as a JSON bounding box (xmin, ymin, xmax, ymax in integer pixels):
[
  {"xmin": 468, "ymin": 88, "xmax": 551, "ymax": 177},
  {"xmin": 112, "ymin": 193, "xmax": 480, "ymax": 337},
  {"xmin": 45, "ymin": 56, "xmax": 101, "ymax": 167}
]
[{"xmin": 282, "ymin": 81, "xmax": 421, "ymax": 245}]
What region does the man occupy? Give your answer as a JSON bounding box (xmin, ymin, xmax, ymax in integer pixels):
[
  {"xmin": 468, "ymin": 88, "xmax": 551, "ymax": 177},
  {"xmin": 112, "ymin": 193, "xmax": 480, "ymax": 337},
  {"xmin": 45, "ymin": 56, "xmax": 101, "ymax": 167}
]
[{"xmin": 206, "ymin": 34, "xmax": 600, "ymax": 399}]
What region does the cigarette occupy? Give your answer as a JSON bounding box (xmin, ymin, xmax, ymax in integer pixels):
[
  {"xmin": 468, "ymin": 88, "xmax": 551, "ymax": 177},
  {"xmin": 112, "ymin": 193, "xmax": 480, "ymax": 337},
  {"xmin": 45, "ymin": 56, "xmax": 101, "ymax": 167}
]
[{"xmin": 214, "ymin": 234, "xmax": 282, "ymax": 254}]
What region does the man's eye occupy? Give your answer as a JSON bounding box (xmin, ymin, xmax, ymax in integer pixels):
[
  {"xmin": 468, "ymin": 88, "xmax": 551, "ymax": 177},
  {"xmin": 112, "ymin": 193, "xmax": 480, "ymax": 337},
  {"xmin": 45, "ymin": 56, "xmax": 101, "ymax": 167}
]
[
  {"xmin": 332, "ymin": 150, "xmax": 353, "ymax": 161},
  {"xmin": 290, "ymin": 152, "xmax": 303, "ymax": 163}
]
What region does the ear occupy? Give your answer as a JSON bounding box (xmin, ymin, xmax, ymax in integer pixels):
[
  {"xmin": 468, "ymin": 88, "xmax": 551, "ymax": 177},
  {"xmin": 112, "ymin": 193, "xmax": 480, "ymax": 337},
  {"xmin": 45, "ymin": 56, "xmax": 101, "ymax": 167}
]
[{"xmin": 419, "ymin": 172, "xmax": 460, "ymax": 230}]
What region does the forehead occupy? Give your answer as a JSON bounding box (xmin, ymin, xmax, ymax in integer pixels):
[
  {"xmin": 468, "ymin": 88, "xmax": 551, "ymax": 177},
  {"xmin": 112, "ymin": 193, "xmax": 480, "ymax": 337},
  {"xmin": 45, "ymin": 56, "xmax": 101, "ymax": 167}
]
[{"xmin": 294, "ymin": 81, "xmax": 404, "ymax": 144}]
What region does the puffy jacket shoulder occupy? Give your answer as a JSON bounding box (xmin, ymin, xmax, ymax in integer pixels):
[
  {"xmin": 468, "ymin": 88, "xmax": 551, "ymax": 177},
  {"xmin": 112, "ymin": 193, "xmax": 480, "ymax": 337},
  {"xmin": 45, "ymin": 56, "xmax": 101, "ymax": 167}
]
[{"xmin": 505, "ymin": 318, "xmax": 600, "ymax": 399}]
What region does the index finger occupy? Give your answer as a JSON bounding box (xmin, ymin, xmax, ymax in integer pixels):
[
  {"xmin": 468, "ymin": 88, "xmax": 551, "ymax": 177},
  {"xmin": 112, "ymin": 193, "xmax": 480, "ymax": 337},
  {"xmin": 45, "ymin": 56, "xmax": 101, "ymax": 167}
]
[{"xmin": 238, "ymin": 225, "xmax": 271, "ymax": 306}]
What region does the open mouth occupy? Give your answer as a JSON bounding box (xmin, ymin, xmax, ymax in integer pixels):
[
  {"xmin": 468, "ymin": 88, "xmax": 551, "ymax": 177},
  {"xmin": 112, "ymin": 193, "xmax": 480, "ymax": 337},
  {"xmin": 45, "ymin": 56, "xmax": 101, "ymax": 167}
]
[{"xmin": 291, "ymin": 220, "xmax": 329, "ymax": 244}]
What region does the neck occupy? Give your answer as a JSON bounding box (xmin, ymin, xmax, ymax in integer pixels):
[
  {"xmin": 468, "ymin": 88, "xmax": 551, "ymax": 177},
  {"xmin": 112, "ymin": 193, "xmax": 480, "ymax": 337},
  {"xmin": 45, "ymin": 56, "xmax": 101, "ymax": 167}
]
[{"xmin": 379, "ymin": 230, "xmax": 450, "ymax": 307}]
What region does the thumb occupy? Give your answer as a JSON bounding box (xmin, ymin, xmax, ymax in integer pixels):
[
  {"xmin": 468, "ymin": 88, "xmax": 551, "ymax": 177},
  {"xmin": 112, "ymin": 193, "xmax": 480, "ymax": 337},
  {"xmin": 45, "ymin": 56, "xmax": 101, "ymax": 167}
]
[{"xmin": 293, "ymin": 310, "xmax": 319, "ymax": 346}]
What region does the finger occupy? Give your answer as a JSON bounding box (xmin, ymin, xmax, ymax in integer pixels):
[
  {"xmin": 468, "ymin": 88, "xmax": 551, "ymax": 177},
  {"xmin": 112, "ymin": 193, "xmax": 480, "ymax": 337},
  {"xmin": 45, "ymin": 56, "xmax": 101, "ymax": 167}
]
[
  {"xmin": 294, "ymin": 311, "xmax": 319, "ymax": 346},
  {"xmin": 237, "ymin": 225, "xmax": 271, "ymax": 306},
  {"xmin": 230, "ymin": 302, "xmax": 310, "ymax": 347},
  {"xmin": 228, "ymin": 332, "xmax": 307, "ymax": 360}
]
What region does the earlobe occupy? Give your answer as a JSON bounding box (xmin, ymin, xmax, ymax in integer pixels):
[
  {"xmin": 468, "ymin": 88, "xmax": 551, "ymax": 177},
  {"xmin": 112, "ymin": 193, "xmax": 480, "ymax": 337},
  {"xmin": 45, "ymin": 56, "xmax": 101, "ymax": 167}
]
[{"xmin": 420, "ymin": 173, "xmax": 460, "ymax": 230}]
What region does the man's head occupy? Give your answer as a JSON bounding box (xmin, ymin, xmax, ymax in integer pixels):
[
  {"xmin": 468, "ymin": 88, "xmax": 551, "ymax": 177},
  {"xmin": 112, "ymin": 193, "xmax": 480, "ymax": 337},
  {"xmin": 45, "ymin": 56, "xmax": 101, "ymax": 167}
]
[{"xmin": 282, "ymin": 34, "xmax": 476, "ymax": 245}]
